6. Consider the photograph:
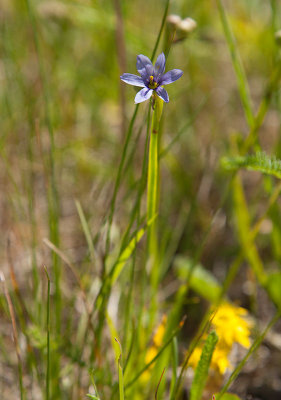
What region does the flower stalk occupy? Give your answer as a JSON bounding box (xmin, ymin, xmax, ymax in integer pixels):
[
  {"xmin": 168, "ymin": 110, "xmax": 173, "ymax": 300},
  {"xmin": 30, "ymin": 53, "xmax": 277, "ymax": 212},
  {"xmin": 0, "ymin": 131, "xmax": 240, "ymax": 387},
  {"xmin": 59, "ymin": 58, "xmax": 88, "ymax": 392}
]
[
  {"xmin": 120, "ymin": 51, "xmax": 182, "ymax": 323},
  {"xmin": 147, "ymin": 95, "xmax": 163, "ymax": 292}
]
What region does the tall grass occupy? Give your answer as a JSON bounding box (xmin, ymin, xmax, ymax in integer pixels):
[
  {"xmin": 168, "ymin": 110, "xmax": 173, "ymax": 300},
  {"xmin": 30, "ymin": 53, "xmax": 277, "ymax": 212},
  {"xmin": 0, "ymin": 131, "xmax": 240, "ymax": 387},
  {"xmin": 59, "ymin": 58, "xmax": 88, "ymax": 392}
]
[{"xmin": 1, "ymin": 1, "xmax": 281, "ymax": 400}]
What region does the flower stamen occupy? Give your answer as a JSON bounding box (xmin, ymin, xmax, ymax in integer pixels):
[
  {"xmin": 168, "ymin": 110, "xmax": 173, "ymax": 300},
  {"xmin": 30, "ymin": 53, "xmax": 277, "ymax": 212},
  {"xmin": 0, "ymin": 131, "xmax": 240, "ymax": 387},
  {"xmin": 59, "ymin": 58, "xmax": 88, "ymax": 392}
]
[{"xmin": 148, "ymin": 75, "xmax": 158, "ymax": 89}]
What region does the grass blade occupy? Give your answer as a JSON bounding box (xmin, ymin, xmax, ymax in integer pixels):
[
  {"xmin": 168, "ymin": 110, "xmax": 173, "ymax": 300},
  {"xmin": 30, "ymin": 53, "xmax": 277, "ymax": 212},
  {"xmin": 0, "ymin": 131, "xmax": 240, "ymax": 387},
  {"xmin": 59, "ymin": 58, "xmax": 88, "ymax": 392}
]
[
  {"xmin": 75, "ymin": 199, "xmax": 96, "ymax": 261},
  {"xmin": 44, "ymin": 267, "xmax": 51, "ymax": 400},
  {"xmin": 0, "ymin": 272, "xmax": 25, "ymax": 400},
  {"xmin": 190, "ymin": 331, "xmax": 218, "ymax": 400},
  {"xmin": 216, "ymin": 0, "xmax": 254, "ymax": 128}
]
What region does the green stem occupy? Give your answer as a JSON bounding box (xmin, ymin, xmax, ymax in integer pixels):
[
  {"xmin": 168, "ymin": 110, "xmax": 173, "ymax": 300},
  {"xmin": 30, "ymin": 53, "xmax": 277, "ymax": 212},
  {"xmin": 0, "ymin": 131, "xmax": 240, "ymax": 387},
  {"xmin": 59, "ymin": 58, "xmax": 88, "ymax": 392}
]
[
  {"xmin": 147, "ymin": 95, "xmax": 163, "ymax": 299},
  {"xmin": 105, "ymin": 0, "xmax": 170, "ymax": 260},
  {"xmin": 44, "ymin": 267, "xmax": 51, "ymax": 400}
]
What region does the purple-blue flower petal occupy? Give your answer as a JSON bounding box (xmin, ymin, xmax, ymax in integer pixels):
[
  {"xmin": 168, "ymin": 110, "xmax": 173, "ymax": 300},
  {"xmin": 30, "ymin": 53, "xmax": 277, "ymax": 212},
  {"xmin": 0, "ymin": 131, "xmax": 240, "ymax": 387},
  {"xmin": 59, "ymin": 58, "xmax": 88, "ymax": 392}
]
[
  {"xmin": 120, "ymin": 73, "xmax": 145, "ymax": 87},
  {"xmin": 134, "ymin": 88, "xmax": 153, "ymax": 104},
  {"xmin": 140, "ymin": 64, "xmax": 154, "ymax": 82},
  {"xmin": 156, "ymin": 86, "xmax": 169, "ymax": 103},
  {"xmin": 136, "ymin": 54, "xmax": 153, "ymax": 74},
  {"xmin": 159, "ymin": 69, "xmax": 183, "ymax": 85},
  {"xmin": 154, "ymin": 52, "xmax": 166, "ymax": 77}
]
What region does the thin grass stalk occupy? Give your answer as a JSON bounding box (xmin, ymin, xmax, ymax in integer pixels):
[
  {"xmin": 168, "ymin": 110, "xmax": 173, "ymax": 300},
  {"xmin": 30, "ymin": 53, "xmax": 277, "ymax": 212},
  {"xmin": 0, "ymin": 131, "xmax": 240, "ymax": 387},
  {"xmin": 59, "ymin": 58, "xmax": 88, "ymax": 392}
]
[
  {"xmin": 85, "ymin": 222, "xmax": 153, "ymax": 362},
  {"xmin": 217, "ymin": 0, "xmax": 281, "ymax": 152},
  {"xmin": 44, "ymin": 267, "xmax": 51, "ymax": 400},
  {"xmin": 270, "ymin": 0, "xmax": 278, "ymax": 58},
  {"xmin": 169, "ymin": 337, "xmax": 178, "ymax": 398},
  {"xmin": 2, "ymin": 17, "xmax": 40, "ymax": 301},
  {"xmin": 270, "ymin": 0, "xmax": 278, "ymax": 28},
  {"xmin": 43, "ymin": 238, "xmax": 95, "ymax": 335},
  {"xmin": 121, "ymin": 105, "xmax": 156, "ymax": 255},
  {"xmin": 113, "ymin": 0, "xmax": 127, "ymax": 137},
  {"xmin": 219, "ymin": 179, "xmax": 281, "ymax": 300},
  {"xmin": 155, "ymin": 368, "xmax": 166, "ymax": 400},
  {"xmin": 242, "ymin": 61, "xmax": 281, "ymax": 152},
  {"xmin": 170, "ymin": 312, "xmax": 214, "ymax": 400},
  {"xmin": 75, "ymin": 200, "xmax": 96, "ymax": 262},
  {"xmin": 115, "ymin": 338, "xmax": 125, "ymax": 400},
  {"xmin": 123, "ymin": 105, "xmax": 151, "ymax": 352},
  {"xmin": 24, "ymin": 0, "xmax": 61, "ymax": 337},
  {"xmin": 216, "ymin": 310, "xmax": 281, "ymax": 399},
  {"xmin": 6, "ymin": 243, "xmax": 42, "ymax": 388},
  {"xmin": 123, "ymin": 321, "xmax": 136, "ymax": 374},
  {"xmin": 120, "ymin": 105, "xmax": 152, "ymax": 371},
  {"xmin": 105, "ymin": 105, "xmax": 139, "ymax": 261},
  {"xmin": 125, "ymin": 317, "xmax": 184, "ymax": 390},
  {"xmin": 160, "ymin": 97, "xmax": 207, "ymax": 159},
  {"xmin": 7, "ymin": 240, "xmax": 31, "ymax": 324},
  {"xmin": 0, "ymin": 272, "xmax": 25, "ymax": 400},
  {"xmin": 216, "ymin": 0, "xmax": 255, "ymax": 129},
  {"xmin": 150, "ymin": 0, "xmax": 170, "ymax": 62}
]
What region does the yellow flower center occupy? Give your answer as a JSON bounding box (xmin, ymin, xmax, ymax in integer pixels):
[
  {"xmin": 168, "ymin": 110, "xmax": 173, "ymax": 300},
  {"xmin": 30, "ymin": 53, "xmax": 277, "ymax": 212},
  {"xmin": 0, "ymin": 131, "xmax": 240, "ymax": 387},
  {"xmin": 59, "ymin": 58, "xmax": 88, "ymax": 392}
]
[{"xmin": 148, "ymin": 75, "xmax": 158, "ymax": 89}]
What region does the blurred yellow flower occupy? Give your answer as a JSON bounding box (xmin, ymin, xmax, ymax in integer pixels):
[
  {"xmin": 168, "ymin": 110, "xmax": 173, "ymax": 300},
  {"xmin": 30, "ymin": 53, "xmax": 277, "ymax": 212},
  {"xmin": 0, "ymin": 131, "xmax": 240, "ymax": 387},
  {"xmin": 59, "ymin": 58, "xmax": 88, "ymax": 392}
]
[
  {"xmin": 212, "ymin": 303, "xmax": 252, "ymax": 349},
  {"xmin": 142, "ymin": 315, "xmax": 167, "ymax": 381},
  {"xmin": 189, "ymin": 302, "xmax": 252, "ymax": 374}
]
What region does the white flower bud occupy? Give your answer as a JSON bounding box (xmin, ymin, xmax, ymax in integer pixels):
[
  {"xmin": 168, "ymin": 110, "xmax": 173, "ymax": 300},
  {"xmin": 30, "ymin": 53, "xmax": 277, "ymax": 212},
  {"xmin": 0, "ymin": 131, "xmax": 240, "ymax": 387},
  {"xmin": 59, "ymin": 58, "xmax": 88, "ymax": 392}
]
[
  {"xmin": 177, "ymin": 17, "xmax": 197, "ymax": 34},
  {"xmin": 167, "ymin": 14, "xmax": 182, "ymax": 27}
]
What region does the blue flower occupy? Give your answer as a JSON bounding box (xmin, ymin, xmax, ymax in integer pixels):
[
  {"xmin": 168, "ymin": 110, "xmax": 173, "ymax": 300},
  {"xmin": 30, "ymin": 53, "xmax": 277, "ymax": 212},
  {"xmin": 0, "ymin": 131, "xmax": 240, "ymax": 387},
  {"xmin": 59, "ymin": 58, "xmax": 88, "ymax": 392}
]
[{"xmin": 120, "ymin": 53, "xmax": 183, "ymax": 104}]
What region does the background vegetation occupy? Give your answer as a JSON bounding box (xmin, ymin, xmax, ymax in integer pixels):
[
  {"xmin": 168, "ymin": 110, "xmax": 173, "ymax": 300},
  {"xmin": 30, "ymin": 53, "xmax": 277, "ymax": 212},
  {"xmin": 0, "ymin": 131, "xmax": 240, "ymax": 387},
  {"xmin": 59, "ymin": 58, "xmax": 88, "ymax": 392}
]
[{"xmin": 1, "ymin": 0, "xmax": 281, "ymax": 399}]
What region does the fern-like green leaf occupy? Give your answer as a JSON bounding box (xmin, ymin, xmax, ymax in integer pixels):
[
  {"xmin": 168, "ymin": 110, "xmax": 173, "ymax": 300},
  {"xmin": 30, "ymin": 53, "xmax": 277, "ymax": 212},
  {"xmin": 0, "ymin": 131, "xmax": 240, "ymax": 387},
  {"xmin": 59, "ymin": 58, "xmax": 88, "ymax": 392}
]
[
  {"xmin": 190, "ymin": 331, "xmax": 218, "ymax": 400},
  {"xmin": 221, "ymin": 152, "xmax": 281, "ymax": 179}
]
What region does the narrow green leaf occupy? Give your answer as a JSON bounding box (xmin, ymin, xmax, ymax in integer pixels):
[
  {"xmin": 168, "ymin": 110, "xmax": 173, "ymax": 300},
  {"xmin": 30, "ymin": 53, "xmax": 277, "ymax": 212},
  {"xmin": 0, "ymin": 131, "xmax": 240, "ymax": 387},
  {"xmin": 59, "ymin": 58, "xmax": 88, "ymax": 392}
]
[
  {"xmin": 216, "ymin": 0, "xmax": 254, "ymax": 128},
  {"xmin": 190, "ymin": 331, "xmax": 218, "ymax": 400},
  {"xmin": 88, "ymin": 369, "xmax": 101, "ymax": 400},
  {"xmin": 175, "ymin": 256, "xmax": 222, "ymax": 303},
  {"xmin": 107, "ymin": 315, "xmax": 125, "ymax": 400},
  {"xmin": 106, "ymin": 313, "xmax": 120, "ymax": 361},
  {"xmin": 75, "ymin": 199, "xmax": 95, "ymax": 261},
  {"xmin": 115, "ymin": 338, "xmax": 125, "ymax": 400},
  {"xmin": 265, "ymin": 272, "xmax": 281, "ymax": 310},
  {"xmin": 112, "ymin": 224, "xmax": 147, "ymax": 284},
  {"xmin": 44, "ymin": 267, "xmax": 51, "ymax": 400},
  {"xmin": 169, "ymin": 337, "xmax": 179, "ymax": 398},
  {"xmin": 214, "ymin": 394, "xmax": 241, "ymax": 400}
]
